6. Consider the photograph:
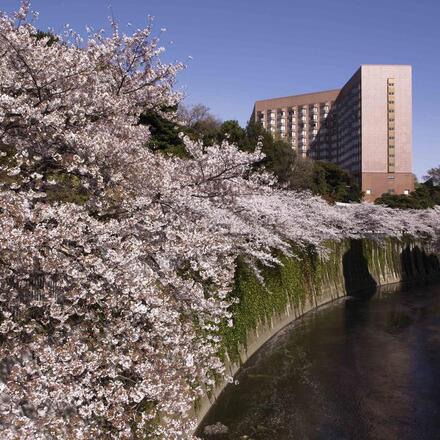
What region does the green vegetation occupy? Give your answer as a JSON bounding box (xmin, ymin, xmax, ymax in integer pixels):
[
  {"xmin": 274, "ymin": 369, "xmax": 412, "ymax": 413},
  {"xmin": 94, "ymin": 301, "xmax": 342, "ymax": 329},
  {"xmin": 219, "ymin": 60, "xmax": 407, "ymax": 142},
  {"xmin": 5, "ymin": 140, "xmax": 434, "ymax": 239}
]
[
  {"xmin": 375, "ymin": 181, "xmax": 440, "ymax": 209},
  {"xmin": 34, "ymin": 30, "xmax": 59, "ymax": 46},
  {"xmin": 0, "ymin": 142, "xmax": 90, "ymax": 205},
  {"xmin": 139, "ymin": 106, "xmax": 188, "ymax": 157},
  {"xmin": 423, "ymin": 165, "xmax": 440, "ymax": 186},
  {"xmin": 312, "ymin": 160, "xmax": 362, "ymax": 203},
  {"xmin": 219, "ymin": 247, "xmax": 323, "ymax": 363},
  {"xmin": 44, "ymin": 171, "xmax": 89, "ymax": 205}
]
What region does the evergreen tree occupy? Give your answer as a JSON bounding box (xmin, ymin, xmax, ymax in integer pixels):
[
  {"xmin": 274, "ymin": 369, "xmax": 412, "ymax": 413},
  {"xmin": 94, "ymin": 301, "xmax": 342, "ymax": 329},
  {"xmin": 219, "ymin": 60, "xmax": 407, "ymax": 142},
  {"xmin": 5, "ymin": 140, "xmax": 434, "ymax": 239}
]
[{"xmin": 139, "ymin": 106, "xmax": 188, "ymax": 157}]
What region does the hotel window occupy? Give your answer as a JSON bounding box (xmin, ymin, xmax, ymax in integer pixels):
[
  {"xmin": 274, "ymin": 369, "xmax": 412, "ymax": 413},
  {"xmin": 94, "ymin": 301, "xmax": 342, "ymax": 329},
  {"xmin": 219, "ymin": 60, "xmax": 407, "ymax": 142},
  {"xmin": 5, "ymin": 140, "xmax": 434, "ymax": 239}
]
[
  {"xmin": 366, "ymin": 189, "xmax": 372, "ymax": 195},
  {"xmin": 387, "ymin": 78, "xmax": 396, "ymax": 173}
]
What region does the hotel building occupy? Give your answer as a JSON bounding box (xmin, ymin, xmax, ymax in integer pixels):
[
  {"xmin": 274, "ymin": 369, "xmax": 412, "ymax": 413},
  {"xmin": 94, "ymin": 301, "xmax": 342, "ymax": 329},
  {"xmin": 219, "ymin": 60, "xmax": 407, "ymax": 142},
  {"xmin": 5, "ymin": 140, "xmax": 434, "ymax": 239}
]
[{"xmin": 252, "ymin": 65, "xmax": 413, "ymax": 201}]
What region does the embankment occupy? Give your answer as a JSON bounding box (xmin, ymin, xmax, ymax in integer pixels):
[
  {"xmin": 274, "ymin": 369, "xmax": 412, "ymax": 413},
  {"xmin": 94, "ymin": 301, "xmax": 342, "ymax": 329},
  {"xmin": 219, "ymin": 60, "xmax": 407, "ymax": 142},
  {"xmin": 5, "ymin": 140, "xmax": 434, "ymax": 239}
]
[{"xmin": 196, "ymin": 237, "xmax": 440, "ymax": 425}]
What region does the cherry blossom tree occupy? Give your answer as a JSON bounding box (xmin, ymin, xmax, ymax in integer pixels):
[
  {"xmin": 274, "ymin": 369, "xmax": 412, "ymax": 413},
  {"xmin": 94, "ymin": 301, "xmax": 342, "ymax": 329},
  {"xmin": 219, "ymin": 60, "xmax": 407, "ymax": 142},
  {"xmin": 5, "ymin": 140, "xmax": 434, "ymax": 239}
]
[{"xmin": 0, "ymin": 3, "xmax": 439, "ymax": 440}]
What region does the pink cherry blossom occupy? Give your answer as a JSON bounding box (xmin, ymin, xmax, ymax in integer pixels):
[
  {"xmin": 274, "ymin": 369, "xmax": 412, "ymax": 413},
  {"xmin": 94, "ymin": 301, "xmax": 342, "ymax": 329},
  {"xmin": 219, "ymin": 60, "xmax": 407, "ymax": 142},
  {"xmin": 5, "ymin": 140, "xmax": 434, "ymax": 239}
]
[{"xmin": 0, "ymin": 3, "xmax": 439, "ymax": 439}]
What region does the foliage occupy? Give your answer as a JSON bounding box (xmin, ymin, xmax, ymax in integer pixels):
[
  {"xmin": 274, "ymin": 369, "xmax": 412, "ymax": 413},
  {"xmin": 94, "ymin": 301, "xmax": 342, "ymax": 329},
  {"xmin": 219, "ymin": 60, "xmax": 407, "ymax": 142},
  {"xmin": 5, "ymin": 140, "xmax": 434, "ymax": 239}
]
[
  {"xmin": 221, "ymin": 249, "xmax": 314, "ymax": 363},
  {"xmin": 177, "ymin": 103, "xmax": 222, "ymax": 144},
  {"xmin": 312, "ymin": 161, "xmax": 362, "ymax": 203},
  {"xmin": 375, "ymin": 182, "xmax": 440, "ymax": 209},
  {"xmin": 217, "ymin": 120, "xmax": 247, "ymax": 146},
  {"xmin": 0, "ymin": 3, "xmax": 439, "ymax": 440},
  {"xmin": 423, "ymin": 164, "xmax": 440, "ymax": 185},
  {"xmin": 139, "ymin": 106, "xmax": 188, "ymax": 157},
  {"xmin": 244, "ymin": 118, "xmax": 297, "ymax": 187},
  {"xmin": 34, "ymin": 29, "xmax": 59, "ymax": 46}
]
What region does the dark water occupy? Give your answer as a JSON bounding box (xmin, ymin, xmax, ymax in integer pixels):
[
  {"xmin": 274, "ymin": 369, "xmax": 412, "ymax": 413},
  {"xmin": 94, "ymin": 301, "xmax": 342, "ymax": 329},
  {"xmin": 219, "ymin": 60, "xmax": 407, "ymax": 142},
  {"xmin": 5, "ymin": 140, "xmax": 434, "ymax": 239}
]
[{"xmin": 199, "ymin": 282, "xmax": 440, "ymax": 440}]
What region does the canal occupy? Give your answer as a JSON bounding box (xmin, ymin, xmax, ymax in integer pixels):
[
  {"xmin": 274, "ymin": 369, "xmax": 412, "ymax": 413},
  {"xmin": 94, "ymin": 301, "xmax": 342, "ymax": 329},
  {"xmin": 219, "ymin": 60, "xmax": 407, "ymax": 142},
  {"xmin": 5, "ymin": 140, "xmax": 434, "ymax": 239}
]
[{"xmin": 199, "ymin": 281, "xmax": 440, "ymax": 439}]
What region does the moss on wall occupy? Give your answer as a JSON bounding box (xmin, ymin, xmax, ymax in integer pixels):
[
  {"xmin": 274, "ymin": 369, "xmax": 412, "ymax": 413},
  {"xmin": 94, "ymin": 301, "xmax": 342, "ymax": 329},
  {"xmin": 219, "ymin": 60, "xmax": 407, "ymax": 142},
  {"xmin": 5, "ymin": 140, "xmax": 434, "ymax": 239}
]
[
  {"xmin": 220, "ymin": 245, "xmax": 332, "ymax": 363},
  {"xmin": 219, "ymin": 238, "xmax": 440, "ymax": 364}
]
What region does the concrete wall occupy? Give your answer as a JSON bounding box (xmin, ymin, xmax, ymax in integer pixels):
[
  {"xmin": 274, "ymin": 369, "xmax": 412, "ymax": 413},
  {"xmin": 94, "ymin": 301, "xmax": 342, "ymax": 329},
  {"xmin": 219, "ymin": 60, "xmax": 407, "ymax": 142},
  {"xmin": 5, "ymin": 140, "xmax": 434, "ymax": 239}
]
[{"xmin": 195, "ymin": 238, "xmax": 440, "ymax": 427}]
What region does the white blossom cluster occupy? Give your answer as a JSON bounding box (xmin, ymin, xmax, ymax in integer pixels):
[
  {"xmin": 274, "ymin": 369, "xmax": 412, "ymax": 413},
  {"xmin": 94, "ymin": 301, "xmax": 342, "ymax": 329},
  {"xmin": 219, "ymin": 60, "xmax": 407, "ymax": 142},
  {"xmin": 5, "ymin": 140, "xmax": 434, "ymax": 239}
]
[{"xmin": 0, "ymin": 3, "xmax": 439, "ymax": 439}]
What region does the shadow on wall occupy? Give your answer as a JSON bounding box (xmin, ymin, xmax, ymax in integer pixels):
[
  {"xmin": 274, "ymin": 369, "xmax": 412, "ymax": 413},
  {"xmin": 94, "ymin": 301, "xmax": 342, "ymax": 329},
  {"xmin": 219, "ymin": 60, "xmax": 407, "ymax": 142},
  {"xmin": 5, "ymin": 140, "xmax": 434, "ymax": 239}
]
[
  {"xmin": 342, "ymin": 240, "xmax": 440, "ymax": 300},
  {"xmin": 342, "ymin": 239, "xmax": 377, "ymax": 298},
  {"xmin": 400, "ymin": 245, "xmax": 440, "ymax": 280}
]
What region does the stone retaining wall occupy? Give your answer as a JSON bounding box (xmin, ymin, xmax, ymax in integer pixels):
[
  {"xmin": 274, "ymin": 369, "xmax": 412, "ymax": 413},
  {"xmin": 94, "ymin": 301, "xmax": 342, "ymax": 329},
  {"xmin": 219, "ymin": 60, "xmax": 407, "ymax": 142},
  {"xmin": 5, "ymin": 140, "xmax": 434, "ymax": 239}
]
[{"xmin": 195, "ymin": 238, "xmax": 440, "ymax": 426}]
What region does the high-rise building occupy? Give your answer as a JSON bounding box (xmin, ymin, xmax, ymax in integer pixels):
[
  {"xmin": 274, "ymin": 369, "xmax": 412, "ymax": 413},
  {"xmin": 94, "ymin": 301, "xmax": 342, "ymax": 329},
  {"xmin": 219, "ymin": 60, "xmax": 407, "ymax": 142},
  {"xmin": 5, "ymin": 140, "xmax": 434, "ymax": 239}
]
[{"xmin": 252, "ymin": 65, "xmax": 413, "ymax": 201}]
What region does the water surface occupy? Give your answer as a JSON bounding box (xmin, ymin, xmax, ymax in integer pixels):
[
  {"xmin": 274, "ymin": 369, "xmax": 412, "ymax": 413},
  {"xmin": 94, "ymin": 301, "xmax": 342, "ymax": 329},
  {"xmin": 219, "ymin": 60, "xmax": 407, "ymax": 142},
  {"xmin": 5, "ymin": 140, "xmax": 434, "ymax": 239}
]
[{"xmin": 200, "ymin": 282, "xmax": 440, "ymax": 440}]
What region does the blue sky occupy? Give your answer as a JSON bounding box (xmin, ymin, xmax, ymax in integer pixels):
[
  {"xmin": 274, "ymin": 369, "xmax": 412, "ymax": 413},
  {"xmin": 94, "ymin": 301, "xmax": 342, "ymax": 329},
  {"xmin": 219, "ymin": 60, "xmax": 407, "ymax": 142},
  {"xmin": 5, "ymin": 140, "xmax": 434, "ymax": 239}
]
[{"xmin": 5, "ymin": 0, "xmax": 439, "ymax": 178}]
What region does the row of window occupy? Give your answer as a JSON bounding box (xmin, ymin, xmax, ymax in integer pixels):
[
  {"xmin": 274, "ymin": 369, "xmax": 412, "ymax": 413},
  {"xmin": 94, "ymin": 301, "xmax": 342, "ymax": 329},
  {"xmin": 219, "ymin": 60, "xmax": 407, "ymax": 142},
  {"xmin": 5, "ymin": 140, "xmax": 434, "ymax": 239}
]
[
  {"xmin": 259, "ymin": 113, "xmax": 328, "ymax": 124},
  {"xmin": 259, "ymin": 80, "xmax": 395, "ymax": 174},
  {"xmin": 257, "ymin": 104, "xmax": 332, "ymax": 119},
  {"xmin": 387, "ymin": 78, "xmax": 396, "ymax": 173}
]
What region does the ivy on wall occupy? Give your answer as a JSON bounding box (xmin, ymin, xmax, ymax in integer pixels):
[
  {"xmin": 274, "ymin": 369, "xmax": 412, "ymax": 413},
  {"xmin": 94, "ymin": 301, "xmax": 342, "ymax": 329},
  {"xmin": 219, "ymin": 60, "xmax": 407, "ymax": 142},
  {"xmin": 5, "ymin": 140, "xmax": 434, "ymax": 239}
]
[{"xmin": 218, "ymin": 238, "xmax": 440, "ymax": 364}]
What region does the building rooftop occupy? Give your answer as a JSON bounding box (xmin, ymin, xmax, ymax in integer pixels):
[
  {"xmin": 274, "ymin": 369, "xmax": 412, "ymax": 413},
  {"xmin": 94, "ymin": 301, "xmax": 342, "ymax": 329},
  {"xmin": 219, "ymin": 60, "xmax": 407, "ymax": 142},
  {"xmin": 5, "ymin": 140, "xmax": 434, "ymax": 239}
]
[{"xmin": 255, "ymin": 88, "xmax": 341, "ymax": 105}]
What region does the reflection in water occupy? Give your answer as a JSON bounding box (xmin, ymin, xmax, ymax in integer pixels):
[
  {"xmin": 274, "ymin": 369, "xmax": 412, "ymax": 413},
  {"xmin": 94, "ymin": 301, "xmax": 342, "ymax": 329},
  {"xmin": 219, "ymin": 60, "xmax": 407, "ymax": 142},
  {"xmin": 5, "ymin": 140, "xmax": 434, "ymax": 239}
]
[{"xmin": 199, "ymin": 282, "xmax": 440, "ymax": 440}]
